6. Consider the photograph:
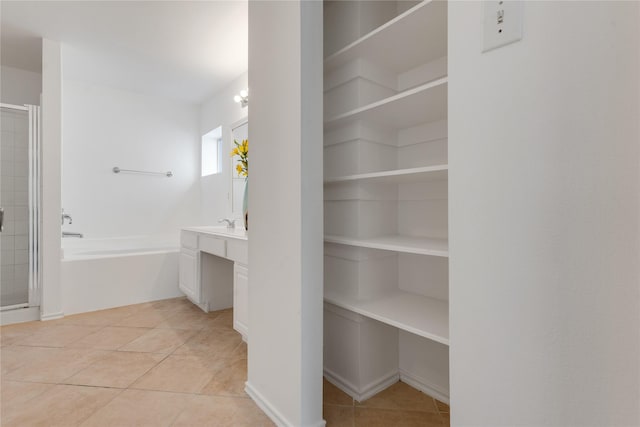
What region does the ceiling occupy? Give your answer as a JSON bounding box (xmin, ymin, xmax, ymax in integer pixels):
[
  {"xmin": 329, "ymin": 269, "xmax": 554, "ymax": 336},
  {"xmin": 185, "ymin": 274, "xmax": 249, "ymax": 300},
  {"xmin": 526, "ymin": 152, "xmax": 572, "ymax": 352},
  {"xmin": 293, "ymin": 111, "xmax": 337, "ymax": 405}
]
[{"xmin": 1, "ymin": 1, "xmax": 248, "ymax": 104}]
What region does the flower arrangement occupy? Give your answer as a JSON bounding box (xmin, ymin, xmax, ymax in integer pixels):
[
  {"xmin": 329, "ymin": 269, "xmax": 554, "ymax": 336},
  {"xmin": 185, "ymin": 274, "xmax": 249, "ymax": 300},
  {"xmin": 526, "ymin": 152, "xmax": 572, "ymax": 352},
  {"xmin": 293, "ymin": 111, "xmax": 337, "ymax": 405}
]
[{"xmin": 231, "ymin": 139, "xmax": 248, "ymax": 177}]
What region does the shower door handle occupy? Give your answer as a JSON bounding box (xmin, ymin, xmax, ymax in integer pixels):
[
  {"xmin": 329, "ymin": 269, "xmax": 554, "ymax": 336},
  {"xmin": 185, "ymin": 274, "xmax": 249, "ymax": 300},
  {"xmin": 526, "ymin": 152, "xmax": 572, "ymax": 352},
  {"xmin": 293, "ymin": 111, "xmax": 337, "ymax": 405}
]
[{"xmin": 0, "ymin": 207, "xmax": 4, "ymax": 232}]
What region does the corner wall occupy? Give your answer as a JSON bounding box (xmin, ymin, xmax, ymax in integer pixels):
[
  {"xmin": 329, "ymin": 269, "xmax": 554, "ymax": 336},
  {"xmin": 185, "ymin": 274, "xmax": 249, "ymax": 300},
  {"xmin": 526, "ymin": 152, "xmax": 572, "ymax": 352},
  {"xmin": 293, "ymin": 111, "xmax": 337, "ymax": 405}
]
[
  {"xmin": 449, "ymin": 2, "xmax": 640, "ymax": 425},
  {"xmin": 247, "ymin": 1, "xmax": 324, "ymax": 426}
]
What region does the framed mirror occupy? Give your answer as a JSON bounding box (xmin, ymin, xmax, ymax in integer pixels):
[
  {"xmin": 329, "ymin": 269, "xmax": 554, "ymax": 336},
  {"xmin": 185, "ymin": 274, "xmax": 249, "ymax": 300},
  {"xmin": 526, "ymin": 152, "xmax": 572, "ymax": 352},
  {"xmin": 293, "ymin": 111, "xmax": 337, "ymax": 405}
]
[{"xmin": 230, "ymin": 118, "xmax": 248, "ymax": 219}]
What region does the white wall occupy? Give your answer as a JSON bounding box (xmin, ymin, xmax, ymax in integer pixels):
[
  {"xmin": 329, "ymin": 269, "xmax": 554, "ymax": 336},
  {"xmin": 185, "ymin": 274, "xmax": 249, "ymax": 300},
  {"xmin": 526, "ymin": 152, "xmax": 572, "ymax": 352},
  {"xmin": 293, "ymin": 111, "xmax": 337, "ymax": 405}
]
[
  {"xmin": 40, "ymin": 39, "xmax": 63, "ymax": 320},
  {"xmin": 449, "ymin": 2, "xmax": 640, "ymax": 425},
  {"xmin": 199, "ymin": 71, "xmax": 248, "ymax": 224},
  {"xmin": 0, "ymin": 65, "xmax": 42, "ymax": 106},
  {"xmin": 61, "ymin": 78, "xmax": 201, "ymax": 239},
  {"xmin": 247, "ymin": 1, "xmax": 324, "ymax": 426}
]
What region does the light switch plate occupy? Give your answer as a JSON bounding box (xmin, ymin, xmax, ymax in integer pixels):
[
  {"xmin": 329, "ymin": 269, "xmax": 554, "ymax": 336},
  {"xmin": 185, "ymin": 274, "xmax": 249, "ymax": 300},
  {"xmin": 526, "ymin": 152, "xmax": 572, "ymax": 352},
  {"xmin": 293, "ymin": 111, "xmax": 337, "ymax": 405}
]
[{"xmin": 483, "ymin": 1, "xmax": 523, "ymax": 52}]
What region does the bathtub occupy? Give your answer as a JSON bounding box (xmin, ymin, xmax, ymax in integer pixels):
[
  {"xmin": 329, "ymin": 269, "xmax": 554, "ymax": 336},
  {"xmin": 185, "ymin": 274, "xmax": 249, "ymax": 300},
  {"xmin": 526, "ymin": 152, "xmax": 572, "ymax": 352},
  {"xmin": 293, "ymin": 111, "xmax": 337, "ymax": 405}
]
[{"xmin": 61, "ymin": 235, "xmax": 183, "ymax": 315}]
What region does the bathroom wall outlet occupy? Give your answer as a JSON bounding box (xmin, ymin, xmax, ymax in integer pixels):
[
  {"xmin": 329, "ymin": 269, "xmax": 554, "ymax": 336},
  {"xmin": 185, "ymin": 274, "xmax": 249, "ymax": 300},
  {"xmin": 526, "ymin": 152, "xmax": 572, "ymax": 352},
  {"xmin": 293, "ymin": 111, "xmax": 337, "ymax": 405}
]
[{"xmin": 482, "ymin": 1, "xmax": 523, "ymax": 52}]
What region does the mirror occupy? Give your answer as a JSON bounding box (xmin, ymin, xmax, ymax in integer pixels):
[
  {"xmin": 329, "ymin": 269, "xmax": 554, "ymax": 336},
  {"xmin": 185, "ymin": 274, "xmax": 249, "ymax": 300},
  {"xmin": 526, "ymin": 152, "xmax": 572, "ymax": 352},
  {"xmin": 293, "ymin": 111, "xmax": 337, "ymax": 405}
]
[{"xmin": 230, "ymin": 118, "xmax": 248, "ymax": 218}]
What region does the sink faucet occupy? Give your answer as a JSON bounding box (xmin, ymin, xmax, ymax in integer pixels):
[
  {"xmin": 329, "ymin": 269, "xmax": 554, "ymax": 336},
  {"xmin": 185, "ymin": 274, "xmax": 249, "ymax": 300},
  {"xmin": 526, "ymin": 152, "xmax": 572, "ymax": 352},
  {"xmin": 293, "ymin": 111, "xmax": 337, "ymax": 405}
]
[
  {"xmin": 218, "ymin": 218, "xmax": 236, "ymax": 229},
  {"xmin": 62, "ymin": 231, "xmax": 83, "ymax": 238},
  {"xmin": 61, "ymin": 209, "xmax": 72, "ymax": 225}
]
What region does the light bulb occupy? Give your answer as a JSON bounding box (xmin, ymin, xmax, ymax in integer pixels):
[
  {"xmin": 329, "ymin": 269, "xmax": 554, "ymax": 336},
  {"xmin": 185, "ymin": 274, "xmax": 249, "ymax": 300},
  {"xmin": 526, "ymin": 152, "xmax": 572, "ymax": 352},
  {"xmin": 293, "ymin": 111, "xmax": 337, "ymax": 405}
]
[
  {"xmin": 234, "ymin": 95, "xmax": 241, "ymax": 103},
  {"xmin": 240, "ymin": 89, "xmax": 248, "ymax": 98}
]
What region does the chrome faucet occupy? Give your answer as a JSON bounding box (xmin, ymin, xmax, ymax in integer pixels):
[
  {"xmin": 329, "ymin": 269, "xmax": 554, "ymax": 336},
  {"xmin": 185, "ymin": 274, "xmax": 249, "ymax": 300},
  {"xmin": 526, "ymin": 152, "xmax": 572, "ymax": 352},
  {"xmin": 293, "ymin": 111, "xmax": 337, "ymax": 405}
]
[
  {"xmin": 61, "ymin": 209, "xmax": 72, "ymax": 225},
  {"xmin": 218, "ymin": 218, "xmax": 236, "ymax": 229},
  {"xmin": 62, "ymin": 231, "xmax": 83, "ymax": 238}
]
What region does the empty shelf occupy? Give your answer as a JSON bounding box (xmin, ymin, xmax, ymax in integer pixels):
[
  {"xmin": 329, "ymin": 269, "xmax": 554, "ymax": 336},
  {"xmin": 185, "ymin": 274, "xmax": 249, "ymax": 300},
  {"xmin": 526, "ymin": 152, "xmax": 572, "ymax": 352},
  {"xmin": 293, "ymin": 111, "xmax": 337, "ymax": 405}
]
[
  {"xmin": 325, "ymin": 288, "xmax": 449, "ymax": 345},
  {"xmin": 325, "ymin": 165, "xmax": 448, "ymax": 185},
  {"xmin": 324, "ymin": 235, "xmax": 449, "ymax": 257}
]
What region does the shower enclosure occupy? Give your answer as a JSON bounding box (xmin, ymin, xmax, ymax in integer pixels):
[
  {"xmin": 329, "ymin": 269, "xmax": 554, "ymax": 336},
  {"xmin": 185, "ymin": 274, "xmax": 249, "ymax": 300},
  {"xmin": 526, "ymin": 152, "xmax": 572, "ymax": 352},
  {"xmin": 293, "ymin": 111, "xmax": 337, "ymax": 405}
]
[{"xmin": 0, "ymin": 103, "xmax": 41, "ymax": 314}]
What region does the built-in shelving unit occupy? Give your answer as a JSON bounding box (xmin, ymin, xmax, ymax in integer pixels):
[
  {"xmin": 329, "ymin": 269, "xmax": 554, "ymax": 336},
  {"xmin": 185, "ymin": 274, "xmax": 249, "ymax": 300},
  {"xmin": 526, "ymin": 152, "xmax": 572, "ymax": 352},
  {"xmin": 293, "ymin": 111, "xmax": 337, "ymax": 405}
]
[
  {"xmin": 324, "ymin": 165, "xmax": 448, "ymax": 184},
  {"xmin": 324, "ymin": 0, "xmax": 447, "ymax": 74},
  {"xmin": 324, "ymin": 234, "xmax": 448, "ymax": 257},
  {"xmin": 324, "ymin": 289, "xmax": 449, "ymax": 345},
  {"xmin": 324, "ymin": 77, "xmax": 448, "ymax": 130},
  {"xmin": 323, "ymin": 0, "xmax": 450, "ymax": 404}
]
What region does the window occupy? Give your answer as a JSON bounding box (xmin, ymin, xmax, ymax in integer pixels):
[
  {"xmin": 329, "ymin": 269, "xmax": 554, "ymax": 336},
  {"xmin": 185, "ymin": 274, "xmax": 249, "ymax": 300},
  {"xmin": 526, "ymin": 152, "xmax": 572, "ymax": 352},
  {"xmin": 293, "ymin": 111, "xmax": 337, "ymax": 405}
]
[{"xmin": 201, "ymin": 126, "xmax": 222, "ymax": 176}]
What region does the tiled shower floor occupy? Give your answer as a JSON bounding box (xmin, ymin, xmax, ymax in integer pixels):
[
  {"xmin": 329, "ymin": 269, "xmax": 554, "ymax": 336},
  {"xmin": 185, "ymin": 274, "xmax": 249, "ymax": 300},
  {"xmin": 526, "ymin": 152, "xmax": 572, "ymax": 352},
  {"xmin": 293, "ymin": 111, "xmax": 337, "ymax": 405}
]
[{"xmin": 0, "ymin": 297, "xmax": 449, "ymax": 426}]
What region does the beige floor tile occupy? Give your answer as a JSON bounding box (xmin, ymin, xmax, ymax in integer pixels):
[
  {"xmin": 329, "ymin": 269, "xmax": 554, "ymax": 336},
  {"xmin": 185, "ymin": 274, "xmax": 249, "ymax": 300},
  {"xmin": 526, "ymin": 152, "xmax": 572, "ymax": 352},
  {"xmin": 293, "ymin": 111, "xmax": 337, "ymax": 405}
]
[
  {"xmin": 1, "ymin": 345, "xmax": 54, "ymax": 375},
  {"xmin": 1, "ymin": 384, "xmax": 120, "ymax": 427},
  {"xmin": 119, "ymin": 328, "xmax": 196, "ymax": 354},
  {"xmin": 14, "ymin": 324, "xmax": 103, "ymax": 348},
  {"xmin": 56, "ymin": 305, "xmax": 140, "ymax": 326},
  {"xmin": 1, "ymin": 381, "xmax": 54, "ymax": 409},
  {"xmin": 172, "ymin": 394, "xmax": 275, "ymax": 427},
  {"xmin": 131, "ymin": 354, "xmax": 216, "ymax": 393},
  {"xmin": 114, "ymin": 310, "xmax": 174, "ymax": 328},
  {"xmin": 324, "ymin": 404, "xmax": 355, "ymax": 427},
  {"xmin": 435, "ymin": 398, "xmax": 449, "ymax": 413},
  {"xmin": 206, "ymin": 308, "xmax": 234, "ymax": 329},
  {"xmin": 200, "ymin": 357, "xmax": 247, "ymax": 397},
  {"xmin": 65, "ymin": 351, "xmax": 166, "ymax": 388},
  {"xmin": 68, "ymin": 326, "xmax": 150, "ymax": 350},
  {"xmin": 355, "ymin": 381, "xmax": 439, "ymax": 413},
  {"xmin": 441, "ymin": 412, "xmax": 450, "ymax": 426},
  {"xmin": 156, "ymin": 310, "xmax": 218, "ymax": 330},
  {"xmin": 174, "ymin": 328, "xmax": 242, "ymax": 358},
  {"xmin": 0, "ymin": 321, "xmax": 49, "ymax": 346},
  {"xmin": 354, "ymin": 407, "xmax": 444, "ymax": 427},
  {"xmin": 80, "ymin": 389, "xmax": 192, "ymax": 427},
  {"xmin": 324, "ymin": 378, "xmax": 354, "ymax": 406},
  {"xmin": 3, "ymin": 347, "xmax": 108, "ymax": 383}
]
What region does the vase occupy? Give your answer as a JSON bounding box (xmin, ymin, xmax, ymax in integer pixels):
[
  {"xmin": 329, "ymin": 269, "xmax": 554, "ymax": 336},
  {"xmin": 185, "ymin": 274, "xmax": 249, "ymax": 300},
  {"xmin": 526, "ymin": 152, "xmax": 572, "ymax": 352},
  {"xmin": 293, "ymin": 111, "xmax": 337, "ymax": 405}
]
[{"xmin": 242, "ymin": 178, "xmax": 248, "ymax": 231}]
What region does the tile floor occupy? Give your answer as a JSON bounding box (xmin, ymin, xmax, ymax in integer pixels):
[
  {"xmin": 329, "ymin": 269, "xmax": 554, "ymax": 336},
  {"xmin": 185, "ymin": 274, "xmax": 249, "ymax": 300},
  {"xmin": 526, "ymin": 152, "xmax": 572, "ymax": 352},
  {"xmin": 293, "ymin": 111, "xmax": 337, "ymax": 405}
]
[{"xmin": 1, "ymin": 297, "xmax": 450, "ymax": 426}]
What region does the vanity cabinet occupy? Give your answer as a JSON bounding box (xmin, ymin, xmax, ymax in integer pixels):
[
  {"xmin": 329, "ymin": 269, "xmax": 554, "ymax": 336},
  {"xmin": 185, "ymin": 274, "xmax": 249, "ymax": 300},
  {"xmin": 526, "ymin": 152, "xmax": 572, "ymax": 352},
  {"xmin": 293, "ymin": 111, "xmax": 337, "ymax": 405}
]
[
  {"xmin": 179, "ymin": 227, "xmax": 249, "ymax": 341},
  {"xmin": 178, "ymin": 247, "xmax": 199, "ymax": 302},
  {"xmin": 233, "ymin": 263, "xmax": 249, "ymax": 339}
]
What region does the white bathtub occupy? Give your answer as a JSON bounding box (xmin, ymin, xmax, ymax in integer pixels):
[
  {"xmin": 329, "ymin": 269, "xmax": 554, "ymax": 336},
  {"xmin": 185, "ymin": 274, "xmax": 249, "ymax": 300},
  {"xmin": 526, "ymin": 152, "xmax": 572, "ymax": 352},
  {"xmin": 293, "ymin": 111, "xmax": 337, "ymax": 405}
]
[{"xmin": 61, "ymin": 235, "xmax": 183, "ymax": 315}]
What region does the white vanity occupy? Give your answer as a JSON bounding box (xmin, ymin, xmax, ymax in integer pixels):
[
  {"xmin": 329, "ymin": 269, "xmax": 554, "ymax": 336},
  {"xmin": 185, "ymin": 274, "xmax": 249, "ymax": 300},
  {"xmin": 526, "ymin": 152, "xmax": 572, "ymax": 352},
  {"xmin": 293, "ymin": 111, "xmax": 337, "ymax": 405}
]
[{"xmin": 179, "ymin": 226, "xmax": 248, "ymax": 340}]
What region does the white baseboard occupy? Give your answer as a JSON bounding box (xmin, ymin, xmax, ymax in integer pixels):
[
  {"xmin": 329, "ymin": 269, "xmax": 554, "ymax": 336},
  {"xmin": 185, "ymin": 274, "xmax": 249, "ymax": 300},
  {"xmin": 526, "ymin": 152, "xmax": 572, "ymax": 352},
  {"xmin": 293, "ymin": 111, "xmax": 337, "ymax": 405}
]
[
  {"xmin": 40, "ymin": 310, "xmax": 64, "ymax": 321},
  {"xmin": 0, "ymin": 307, "xmax": 40, "ymax": 325},
  {"xmin": 399, "ymin": 369, "xmax": 450, "ymax": 404},
  {"xmin": 323, "ymin": 367, "xmax": 399, "ymax": 402},
  {"xmin": 245, "ymin": 381, "xmax": 326, "ymax": 427}
]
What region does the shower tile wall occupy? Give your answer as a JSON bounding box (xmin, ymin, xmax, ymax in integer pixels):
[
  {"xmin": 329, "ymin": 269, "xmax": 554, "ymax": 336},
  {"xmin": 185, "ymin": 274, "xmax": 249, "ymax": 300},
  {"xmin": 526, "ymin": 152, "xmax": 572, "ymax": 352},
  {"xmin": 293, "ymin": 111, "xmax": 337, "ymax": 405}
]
[{"xmin": 1, "ymin": 109, "xmax": 29, "ymax": 307}]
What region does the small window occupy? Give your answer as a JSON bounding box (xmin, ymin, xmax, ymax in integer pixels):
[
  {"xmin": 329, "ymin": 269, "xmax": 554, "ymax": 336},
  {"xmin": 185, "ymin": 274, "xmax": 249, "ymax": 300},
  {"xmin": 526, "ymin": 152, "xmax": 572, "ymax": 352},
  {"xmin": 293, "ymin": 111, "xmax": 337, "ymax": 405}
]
[{"xmin": 202, "ymin": 126, "xmax": 222, "ymax": 176}]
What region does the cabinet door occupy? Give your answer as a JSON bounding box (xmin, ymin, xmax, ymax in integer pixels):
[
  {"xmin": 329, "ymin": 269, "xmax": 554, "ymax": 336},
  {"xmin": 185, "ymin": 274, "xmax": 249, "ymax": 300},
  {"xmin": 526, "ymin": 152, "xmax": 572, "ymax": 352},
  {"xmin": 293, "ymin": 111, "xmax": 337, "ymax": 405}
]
[
  {"xmin": 179, "ymin": 249, "xmax": 200, "ymax": 303},
  {"xmin": 233, "ymin": 263, "xmax": 249, "ymax": 340}
]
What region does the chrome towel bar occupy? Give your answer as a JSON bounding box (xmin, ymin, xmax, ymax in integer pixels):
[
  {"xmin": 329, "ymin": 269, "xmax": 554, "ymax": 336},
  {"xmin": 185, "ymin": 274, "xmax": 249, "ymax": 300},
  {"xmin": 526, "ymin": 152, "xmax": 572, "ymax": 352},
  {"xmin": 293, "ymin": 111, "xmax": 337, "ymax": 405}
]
[{"xmin": 113, "ymin": 167, "xmax": 173, "ymax": 177}]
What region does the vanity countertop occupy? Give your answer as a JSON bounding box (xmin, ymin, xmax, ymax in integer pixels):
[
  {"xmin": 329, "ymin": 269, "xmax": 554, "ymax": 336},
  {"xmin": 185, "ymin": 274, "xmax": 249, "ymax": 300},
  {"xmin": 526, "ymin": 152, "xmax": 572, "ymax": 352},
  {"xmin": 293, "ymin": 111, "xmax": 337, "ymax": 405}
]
[{"xmin": 182, "ymin": 226, "xmax": 248, "ymax": 241}]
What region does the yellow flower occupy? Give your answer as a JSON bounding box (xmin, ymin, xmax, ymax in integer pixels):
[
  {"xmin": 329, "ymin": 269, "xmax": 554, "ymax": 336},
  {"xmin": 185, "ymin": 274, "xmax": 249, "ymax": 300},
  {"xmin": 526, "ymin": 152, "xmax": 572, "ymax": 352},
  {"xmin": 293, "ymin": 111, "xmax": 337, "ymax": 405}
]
[
  {"xmin": 231, "ymin": 147, "xmax": 239, "ymax": 156},
  {"xmin": 236, "ymin": 164, "xmax": 243, "ymax": 174}
]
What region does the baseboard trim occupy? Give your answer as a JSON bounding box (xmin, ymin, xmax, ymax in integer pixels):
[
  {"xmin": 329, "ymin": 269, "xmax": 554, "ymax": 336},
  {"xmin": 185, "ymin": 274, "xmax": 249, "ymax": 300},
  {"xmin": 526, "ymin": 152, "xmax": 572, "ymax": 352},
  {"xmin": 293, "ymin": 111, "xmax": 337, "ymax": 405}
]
[
  {"xmin": 324, "ymin": 367, "xmax": 399, "ymax": 402},
  {"xmin": 0, "ymin": 306, "xmax": 40, "ymax": 325},
  {"xmin": 399, "ymin": 369, "xmax": 450, "ymax": 404},
  {"xmin": 40, "ymin": 311, "xmax": 64, "ymax": 321},
  {"xmin": 244, "ymin": 381, "xmax": 326, "ymax": 427}
]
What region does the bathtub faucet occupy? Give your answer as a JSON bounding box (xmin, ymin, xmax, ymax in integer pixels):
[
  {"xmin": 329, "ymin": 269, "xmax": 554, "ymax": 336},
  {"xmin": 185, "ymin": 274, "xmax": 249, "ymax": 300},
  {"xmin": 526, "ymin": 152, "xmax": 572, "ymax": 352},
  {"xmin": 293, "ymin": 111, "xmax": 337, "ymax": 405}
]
[
  {"xmin": 61, "ymin": 209, "xmax": 72, "ymax": 225},
  {"xmin": 218, "ymin": 218, "xmax": 236, "ymax": 229},
  {"xmin": 62, "ymin": 231, "xmax": 83, "ymax": 238}
]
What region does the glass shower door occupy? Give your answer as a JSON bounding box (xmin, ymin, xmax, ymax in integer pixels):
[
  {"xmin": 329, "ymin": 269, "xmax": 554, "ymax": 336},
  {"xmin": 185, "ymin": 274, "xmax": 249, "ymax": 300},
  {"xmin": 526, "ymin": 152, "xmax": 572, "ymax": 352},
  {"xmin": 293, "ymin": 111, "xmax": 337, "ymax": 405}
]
[{"xmin": 1, "ymin": 104, "xmax": 40, "ymax": 310}]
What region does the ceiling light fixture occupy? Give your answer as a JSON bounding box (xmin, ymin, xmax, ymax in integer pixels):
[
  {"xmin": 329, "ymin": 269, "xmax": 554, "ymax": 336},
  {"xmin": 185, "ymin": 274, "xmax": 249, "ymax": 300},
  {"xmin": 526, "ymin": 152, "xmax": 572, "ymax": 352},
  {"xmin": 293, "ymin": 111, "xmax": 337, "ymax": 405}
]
[{"xmin": 234, "ymin": 89, "xmax": 248, "ymax": 107}]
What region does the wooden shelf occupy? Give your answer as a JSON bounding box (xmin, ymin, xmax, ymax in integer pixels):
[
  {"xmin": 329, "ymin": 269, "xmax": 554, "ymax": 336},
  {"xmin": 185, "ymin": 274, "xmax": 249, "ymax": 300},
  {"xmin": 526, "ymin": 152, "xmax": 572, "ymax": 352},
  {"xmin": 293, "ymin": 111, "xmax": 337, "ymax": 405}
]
[
  {"xmin": 324, "ymin": 235, "xmax": 449, "ymax": 257},
  {"xmin": 325, "ymin": 165, "xmax": 448, "ymax": 185},
  {"xmin": 324, "ymin": 0, "xmax": 447, "ymax": 75},
  {"xmin": 324, "ymin": 77, "xmax": 447, "ymax": 131},
  {"xmin": 325, "ymin": 289, "xmax": 449, "ymax": 345}
]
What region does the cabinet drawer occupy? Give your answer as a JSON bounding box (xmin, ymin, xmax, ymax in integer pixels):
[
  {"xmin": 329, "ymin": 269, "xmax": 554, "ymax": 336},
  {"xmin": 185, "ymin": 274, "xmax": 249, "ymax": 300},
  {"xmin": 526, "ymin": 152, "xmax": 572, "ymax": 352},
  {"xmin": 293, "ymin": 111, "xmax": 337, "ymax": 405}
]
[
  {"xmin": 227, "ymin": 239, "xmax": 248, "ymax": 265},
  {"xmin": 181, "ymin": 231, "xmax": 198, "ymax": 249},
  {"xmin": 199, "ymin": 235, "xmax": 226, "ymax": 257}
]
